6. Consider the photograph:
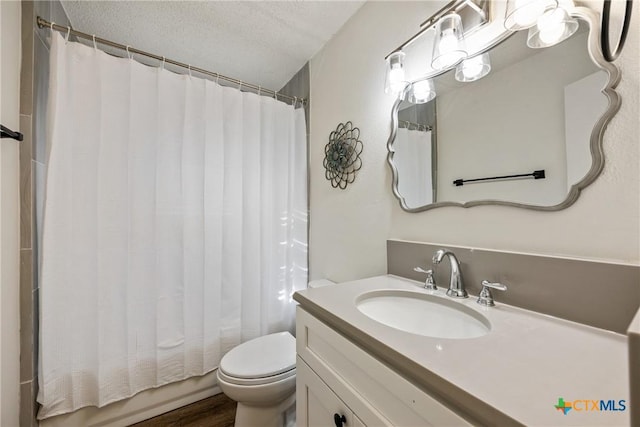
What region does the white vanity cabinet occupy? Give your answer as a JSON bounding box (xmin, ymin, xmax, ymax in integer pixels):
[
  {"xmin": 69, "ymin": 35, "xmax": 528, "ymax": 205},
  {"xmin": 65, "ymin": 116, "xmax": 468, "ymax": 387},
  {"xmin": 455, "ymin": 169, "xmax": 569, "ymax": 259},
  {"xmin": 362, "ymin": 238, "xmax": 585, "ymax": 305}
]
[
  {"xmin": 297, "ymin": 359, "xmax": 366, "ymax": 427},
  {"xmin": 295, "ymin": 307, "xmax": 471, "ymax": 427}
]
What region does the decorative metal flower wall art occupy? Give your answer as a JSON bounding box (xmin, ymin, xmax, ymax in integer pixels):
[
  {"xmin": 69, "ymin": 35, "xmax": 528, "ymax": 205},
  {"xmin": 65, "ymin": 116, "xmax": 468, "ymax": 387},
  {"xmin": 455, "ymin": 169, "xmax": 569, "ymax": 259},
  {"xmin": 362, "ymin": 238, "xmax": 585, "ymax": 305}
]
[{"xmin": 323, "ymin": 121, "xmax": 363, "ymax": 189}]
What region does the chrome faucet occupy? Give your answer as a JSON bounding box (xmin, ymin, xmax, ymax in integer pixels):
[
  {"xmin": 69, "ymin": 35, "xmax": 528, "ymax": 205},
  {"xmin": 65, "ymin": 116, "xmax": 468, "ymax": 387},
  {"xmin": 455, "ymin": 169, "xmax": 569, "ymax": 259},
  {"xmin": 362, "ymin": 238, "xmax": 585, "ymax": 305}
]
[{"xmin": 432, "ymin": 249, "xmax": 468, "ymax": 298}]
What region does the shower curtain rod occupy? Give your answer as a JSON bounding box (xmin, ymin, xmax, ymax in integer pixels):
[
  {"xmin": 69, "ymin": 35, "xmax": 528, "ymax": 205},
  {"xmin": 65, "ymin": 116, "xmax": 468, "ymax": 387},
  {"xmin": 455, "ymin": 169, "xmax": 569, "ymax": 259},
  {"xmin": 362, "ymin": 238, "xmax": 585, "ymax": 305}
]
[{"xmin": 36, "ymin": 16, "xmax": 307, "ymax": 106}]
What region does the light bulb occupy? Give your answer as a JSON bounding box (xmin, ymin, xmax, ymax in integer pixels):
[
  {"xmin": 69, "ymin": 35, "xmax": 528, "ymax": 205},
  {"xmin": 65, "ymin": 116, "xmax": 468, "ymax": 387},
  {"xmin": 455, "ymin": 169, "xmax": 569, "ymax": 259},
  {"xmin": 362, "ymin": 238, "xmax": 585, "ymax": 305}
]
[
  {"xmin": 504, "ymin": 0, "xmax": 558, "ymax": 31},
  {"xmin": 462, "ymin": 57, "xmax": 484, "ymax": 79},
  {"xmin": 537, "ymin": 7, "xmax": 566, "ymax": 44},
  {"xmin": 526, "ymin": 5, "xmax": 578, "ymax": 48},
  {"xmin": 436, "ymin": 29, "xmax": 464, "ymax": 68},
  {"xmin": 455, "ymin": 52, "xmax": 491, "ymax": 82},
  {"xmin": 513, "ymin": 0, "xmax": 546, "ymax": 28},
  {"xmin": 439, "ymin": 29, "xmax": 459, "ymax": 54},
  {"xmin": 385, "ymin": 51, "xmax": 407, "ymax": 96},
  {"xmin": 389, "ymin": 66, "xmax": 405, "ymax": 92},
  {"xmin": 409, "ymin": 79, "xmax": 436, "ymax": 104}
]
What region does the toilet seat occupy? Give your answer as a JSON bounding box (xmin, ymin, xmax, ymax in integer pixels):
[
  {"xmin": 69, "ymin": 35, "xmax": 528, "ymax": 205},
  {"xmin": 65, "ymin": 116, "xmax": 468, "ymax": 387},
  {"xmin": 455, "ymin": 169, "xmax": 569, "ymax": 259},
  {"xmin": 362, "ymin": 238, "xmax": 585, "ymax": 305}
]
[
  {"xmin": 219, "ymin": 331, "xmax": 296, "ymax": 384},
  {"xmin": 218, "ymin": 365, "xmax": 296, "ymax": 386}
]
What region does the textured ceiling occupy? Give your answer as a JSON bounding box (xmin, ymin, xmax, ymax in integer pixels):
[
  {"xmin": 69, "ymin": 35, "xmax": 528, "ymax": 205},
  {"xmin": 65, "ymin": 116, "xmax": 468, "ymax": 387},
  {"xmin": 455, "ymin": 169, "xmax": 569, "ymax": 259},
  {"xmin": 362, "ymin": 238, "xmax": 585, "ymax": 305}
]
[{"xmin": 61, "ymin": 1, "xmax": 365, "ymax": 90}]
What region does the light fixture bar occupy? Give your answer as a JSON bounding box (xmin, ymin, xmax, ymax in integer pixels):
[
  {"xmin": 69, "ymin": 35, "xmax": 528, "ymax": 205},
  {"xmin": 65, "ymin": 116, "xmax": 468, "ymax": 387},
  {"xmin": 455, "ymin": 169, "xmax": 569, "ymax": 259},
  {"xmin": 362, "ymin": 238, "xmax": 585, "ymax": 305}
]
[
  {"xmin": 384, "ymin": 0, "xmax": 490, "ymax": 60},
  {"xmin": 419, "ymin": 0, "xmax": 488, "ymax": 29},
  {"xmin": 464, "ymin": 0, "xmax": 489, "ymax": 20}
]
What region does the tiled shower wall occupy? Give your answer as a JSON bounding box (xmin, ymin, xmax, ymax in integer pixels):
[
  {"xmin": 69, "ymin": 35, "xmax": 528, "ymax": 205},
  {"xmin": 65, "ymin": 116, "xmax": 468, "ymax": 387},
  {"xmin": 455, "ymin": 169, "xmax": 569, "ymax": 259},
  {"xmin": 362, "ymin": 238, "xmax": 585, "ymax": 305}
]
[{"xmin": 20, "ymin": 1, "xmax": 72, "ymax": 425}]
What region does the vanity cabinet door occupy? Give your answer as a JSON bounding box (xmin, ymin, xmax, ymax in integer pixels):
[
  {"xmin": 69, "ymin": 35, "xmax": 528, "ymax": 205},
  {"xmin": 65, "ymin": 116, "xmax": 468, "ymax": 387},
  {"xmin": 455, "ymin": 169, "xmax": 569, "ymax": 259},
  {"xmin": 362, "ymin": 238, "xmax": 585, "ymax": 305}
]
[{"xmin": 297, "ymin": 356, "xmax": 355, "ymax": 427}]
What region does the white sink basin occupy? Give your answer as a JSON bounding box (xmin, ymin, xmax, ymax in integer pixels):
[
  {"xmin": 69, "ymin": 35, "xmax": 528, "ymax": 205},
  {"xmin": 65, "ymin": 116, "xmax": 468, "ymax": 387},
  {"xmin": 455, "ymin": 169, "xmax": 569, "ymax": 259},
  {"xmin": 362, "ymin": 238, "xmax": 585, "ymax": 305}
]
[{"xmin": 356, "ymin": 290, "xmax": 490, "ymax": 339}]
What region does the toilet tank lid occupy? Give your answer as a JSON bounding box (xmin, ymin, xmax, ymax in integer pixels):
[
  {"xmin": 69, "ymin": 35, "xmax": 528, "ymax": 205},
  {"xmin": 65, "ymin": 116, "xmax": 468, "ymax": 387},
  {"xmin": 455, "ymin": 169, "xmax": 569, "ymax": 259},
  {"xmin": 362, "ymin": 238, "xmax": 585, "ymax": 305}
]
[
  {"xmin": 308, "ymin": 279, "xmax": 335, "ymax": 288},
  {"xmin": 219, "ymin": 331, "xmax": 296, "ymax": 379}
]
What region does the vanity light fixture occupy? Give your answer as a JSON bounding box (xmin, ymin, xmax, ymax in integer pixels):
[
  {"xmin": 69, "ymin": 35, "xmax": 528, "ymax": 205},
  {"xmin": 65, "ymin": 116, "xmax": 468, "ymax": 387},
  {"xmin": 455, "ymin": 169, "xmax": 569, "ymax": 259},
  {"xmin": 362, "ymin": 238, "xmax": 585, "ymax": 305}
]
[
  {"xmin": 408, "ymin": 79, "xmax": 436, "ymax": 104},
  {"xmin": 384, "ymin": 51, "xmax": 408, "ymax": 96},
  {"xmin": 504, "ymin": 0, "xmax": 558, "ymax": 31},
  {"xmin": 454, "ymin": 52, "xmax": 491, "ymax": 82},
  {"xmin": 384, "ymin": 0, "xmax": 583, "ymax": 99},
  {"xmin": 526, "ymin": 6, "xmax": 578, "ymax": 48},
  {"xmin": 431, "ymin": 13, "xmax": 468, "ymax": 71},
  {"xmin": 383, "ymin": 0, "xmax": 490, "ymax": 98}
]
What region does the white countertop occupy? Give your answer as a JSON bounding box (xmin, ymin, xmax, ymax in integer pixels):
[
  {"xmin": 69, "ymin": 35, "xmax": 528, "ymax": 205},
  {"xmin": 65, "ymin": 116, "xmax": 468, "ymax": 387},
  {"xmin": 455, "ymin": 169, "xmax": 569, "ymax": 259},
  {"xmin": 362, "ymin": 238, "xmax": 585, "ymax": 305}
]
[{"xmin": 294, "ymin": 275, "xmax": 630, "ymax": 426}]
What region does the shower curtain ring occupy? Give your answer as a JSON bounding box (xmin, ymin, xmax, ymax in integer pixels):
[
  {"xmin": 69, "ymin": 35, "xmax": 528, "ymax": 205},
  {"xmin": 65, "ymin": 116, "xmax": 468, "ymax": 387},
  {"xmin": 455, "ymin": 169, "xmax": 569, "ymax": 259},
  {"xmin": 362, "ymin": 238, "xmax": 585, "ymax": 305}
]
[
  {"xmin": 92, "ymin": 34, "xmax": 97, "ymax": 50},
  {"xmin": 238, "ymin": 81, "xmax": 243, "ymax": 91},
  {"xmin": 188, "ymin": 64, "xmax": 192, "ymax": 77},
  {"xmin": 216, "ymin": 73, "xmax": 220, "ymax": 84},
  {"xmin": 50, "ymin": 21, "xmax": 55, "ymax": 30},
  {"xmin": 126, "ymin": 45, "xmax": 132, "ymax": 59},
  {"xmin": 161, "ymin": 56, "xmax": 165, "ymax": 70},
  {"xmin": 274, "ymin": 91, "xmax": 278, "ymax": 101},
  {"xmin": 64, "ymin": 26, "xmax": 71, "ymax": 43},
  {"xmin": 294, "ymin": 96, "xmax": 298, "ymax": 106},
  {"xmin": 258, "ymin": 86, "xmax": 261, "ymax": 96}
]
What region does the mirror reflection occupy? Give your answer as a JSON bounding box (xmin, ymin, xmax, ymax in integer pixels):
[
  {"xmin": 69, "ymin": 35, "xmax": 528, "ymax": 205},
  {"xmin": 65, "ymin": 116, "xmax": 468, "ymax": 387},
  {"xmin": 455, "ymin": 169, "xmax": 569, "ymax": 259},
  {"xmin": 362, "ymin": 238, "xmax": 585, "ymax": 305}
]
[{"xmin": 390, "ymin": 22, "xmax": 610, "ymax": 210}]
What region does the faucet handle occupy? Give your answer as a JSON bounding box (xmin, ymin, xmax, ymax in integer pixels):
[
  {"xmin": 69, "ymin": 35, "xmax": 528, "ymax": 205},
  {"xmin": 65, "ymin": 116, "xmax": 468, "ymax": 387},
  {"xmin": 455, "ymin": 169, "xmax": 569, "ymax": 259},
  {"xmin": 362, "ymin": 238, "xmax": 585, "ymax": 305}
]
[
  {"xmin": 481, "ymin": 280, "xmax": 507, "ymax": 291},
  {"xmin": 477, "ymin": 280, "xmax": 507, "ymax": 307},
  {"xmin": 413, "ymin": 267, "xmax": 437, "ymax": 291}
]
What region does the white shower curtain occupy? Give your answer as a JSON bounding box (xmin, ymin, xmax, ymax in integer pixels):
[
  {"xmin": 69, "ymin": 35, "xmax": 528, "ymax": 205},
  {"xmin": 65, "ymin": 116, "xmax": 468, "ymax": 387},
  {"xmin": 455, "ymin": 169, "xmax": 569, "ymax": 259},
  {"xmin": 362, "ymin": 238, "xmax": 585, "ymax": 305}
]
[
  {"xmin": 38, "ymin": 33, "xmax": 307, "ymax": 419},
  {"xmin": 394, "ymin": 127, "xmax": 433, "ymax": 208}
]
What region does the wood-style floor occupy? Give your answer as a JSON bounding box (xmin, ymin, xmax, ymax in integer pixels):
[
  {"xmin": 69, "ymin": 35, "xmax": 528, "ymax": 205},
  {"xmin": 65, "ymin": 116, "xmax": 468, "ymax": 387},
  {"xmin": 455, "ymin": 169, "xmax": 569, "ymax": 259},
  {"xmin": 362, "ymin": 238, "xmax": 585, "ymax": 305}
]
[{"xmin": 130, "ymin": 394, "xmax": 236, "ymax": 427}]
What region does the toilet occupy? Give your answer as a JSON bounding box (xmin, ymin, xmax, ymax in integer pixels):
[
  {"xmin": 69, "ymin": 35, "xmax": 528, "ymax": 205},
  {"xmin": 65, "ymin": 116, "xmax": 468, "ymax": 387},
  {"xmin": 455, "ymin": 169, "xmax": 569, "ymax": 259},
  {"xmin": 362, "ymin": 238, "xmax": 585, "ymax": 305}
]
[
  {"xmin": 216, "ymin": 279, "xmax": 334, "ymax": 427},
  {"xmin": 217, "ymin": 331, "xmax": 296, "ymax": 427}
]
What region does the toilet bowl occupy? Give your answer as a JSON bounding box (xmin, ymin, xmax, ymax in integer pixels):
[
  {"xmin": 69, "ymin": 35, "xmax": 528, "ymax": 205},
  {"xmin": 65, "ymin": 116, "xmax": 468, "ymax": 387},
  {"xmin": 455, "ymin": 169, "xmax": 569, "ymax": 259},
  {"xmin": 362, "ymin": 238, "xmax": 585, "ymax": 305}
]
[
  {"xmin": 217, "ymin": 331, "xmax": 297, "ymax": 427},
  {"xmin": 217, "ymin": 280, "xmax": 335, "ymax": 427}
]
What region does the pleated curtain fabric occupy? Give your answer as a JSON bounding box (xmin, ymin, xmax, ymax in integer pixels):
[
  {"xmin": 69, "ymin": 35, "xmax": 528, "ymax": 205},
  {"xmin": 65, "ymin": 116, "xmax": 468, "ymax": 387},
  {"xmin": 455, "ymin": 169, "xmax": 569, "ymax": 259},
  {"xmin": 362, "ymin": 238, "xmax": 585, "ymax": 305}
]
[{"xmin": 38, "ymin": 33, "xmax": 307, "ymax": 418}]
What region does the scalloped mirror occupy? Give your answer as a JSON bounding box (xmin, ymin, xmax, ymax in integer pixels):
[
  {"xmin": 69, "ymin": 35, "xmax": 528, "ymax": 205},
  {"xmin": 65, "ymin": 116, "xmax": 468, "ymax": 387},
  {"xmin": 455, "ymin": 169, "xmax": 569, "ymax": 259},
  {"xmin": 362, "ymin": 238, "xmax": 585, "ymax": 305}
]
[{"xmin": 387, "ymin": 8, "xmax": 620, "ymax": 212}]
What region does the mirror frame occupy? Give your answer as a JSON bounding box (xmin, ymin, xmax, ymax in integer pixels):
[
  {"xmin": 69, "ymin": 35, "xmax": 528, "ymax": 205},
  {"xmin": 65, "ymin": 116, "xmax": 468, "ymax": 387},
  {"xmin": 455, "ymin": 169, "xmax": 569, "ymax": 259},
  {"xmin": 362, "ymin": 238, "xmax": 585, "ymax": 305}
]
[{"xmin": 387, "ymin": 6, "xmax": 620, "ymax": 212}]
